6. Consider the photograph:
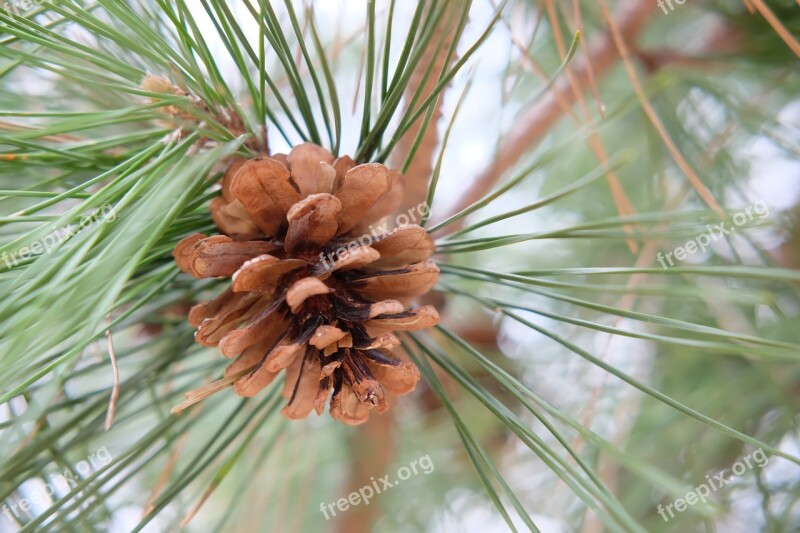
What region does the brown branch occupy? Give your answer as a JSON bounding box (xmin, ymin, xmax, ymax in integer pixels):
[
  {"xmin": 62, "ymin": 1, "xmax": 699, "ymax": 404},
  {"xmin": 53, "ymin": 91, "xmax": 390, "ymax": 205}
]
[
  {"xmin": 334, "ymin": 412, "xmax": 397, "ymax": 533},
  {"xmin": 391, "ymin": 1, "xmax": 463, "ymax": 214},
  {"xmin": 438, "ymin": 0, "xmax": 658, "ymax": 228}
]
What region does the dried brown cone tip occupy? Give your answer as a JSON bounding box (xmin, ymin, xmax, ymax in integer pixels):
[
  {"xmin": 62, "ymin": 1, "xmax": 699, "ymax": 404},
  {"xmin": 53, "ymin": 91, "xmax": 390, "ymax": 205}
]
[
  {"xmin": 173, "ymin": 143, "xmax": 440, "ymax": 425},
  {"xmin": 141, "ymin": 75, "xmax": 259, "ymax": 151}
]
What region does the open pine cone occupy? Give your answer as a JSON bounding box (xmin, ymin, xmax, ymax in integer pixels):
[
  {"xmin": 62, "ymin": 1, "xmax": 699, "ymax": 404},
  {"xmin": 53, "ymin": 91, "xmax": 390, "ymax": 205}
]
[{"xmin": 173, "ymin": 143, "xmax": 440, "ymax": 425}]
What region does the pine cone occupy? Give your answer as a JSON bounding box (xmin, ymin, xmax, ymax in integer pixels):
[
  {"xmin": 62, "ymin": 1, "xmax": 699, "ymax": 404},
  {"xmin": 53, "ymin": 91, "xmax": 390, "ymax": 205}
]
[{"xmin": 173, "ymin": 143, "xmax": 440, "ymax": 425}]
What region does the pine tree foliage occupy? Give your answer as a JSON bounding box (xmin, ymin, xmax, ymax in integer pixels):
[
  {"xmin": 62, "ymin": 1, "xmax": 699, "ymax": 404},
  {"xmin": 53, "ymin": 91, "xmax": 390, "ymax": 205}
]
[{"xmin": 0, "ymin": 1, "xmax": 799, "ymax": 531}]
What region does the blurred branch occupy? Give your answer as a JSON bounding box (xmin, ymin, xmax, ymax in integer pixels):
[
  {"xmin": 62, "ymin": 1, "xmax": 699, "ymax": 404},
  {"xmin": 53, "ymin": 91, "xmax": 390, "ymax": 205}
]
[
  {"xmin": 335, "ymin": 412, "xmax": 396, "ymax": 533},
  {"xmin": 633, "ymin": 18, "xmax": 741, "ymax": 73},
  {"xmin": 438, "ymin": 0, "xmax": 657, "ymax": 229},
  {"xmin": 391, "ymin": 1, "xmax": 463, "ymax": 214}
]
